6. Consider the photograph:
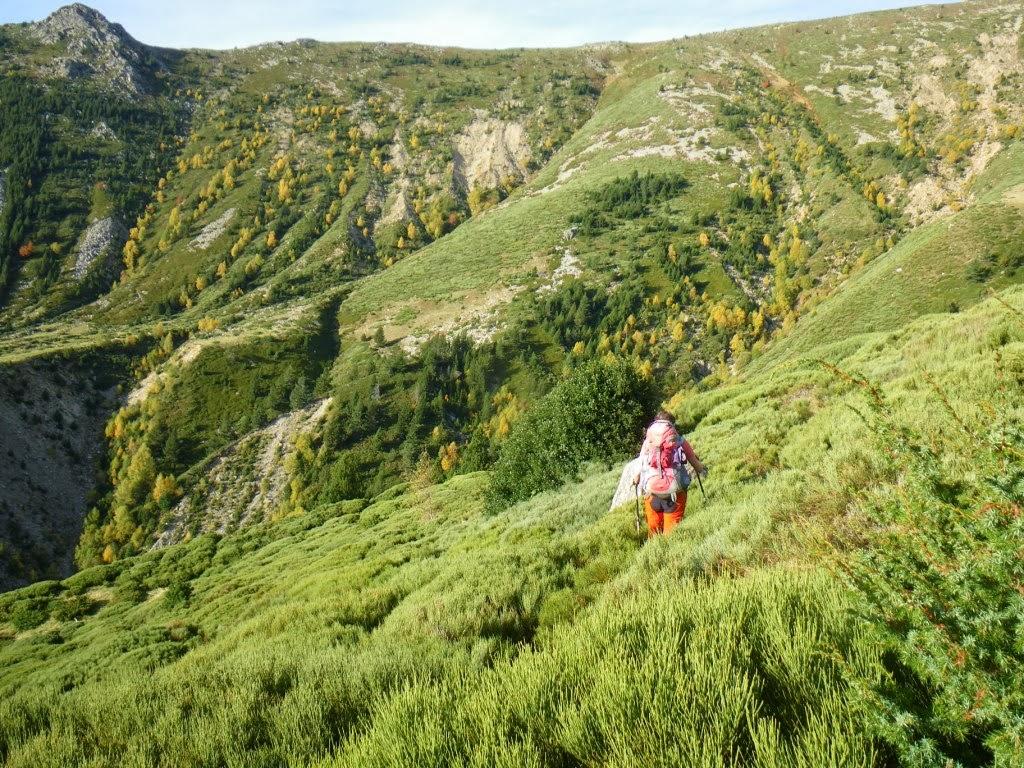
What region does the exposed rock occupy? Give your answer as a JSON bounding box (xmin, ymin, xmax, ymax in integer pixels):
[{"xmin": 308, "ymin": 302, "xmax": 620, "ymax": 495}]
[
  {"xmin": 379, "ymin": 178, "xmax": 416, "ymax": 227},
  {"xmin": 608, "ymin": 458, "xmax": 641, "ymax": 512},
  {"xmin": 153, "ymin": 399, "xmax": 333, "ymax": 547},
  {"xmin": 452, "ymin": 117, "xmax": 531, "ymax": 192},
  {"xmin": 72, "ymin": 216, "xmax": 126, "ymax": 280},
  {"xmin": 0, "ymin": 170, "xmax": 6, "ymax": 221},
  {"xmin": 0, "ymin": 357, "xmax": 120, "ymax": 591},
  {"xmin": 904, "ymin": 175, "xmax": 952, "ymax": 225},
  {"xmin": 90, "ymin": 121, "xmax": 117, "ymax": 140},
  {"xmin": 30, "ymin": 4, "xmax": 161, "ymax": 96},
  {"xmin": 538, "ymin": 247, "xmax": 581, "ymax": 294},
  {"xmin": 912, "ymin": 74, "xmax": 957, "ymax": 118},
  {"xmin": 389, "ymin": 132, "xmax": 410, "ymax": 172},
  {"xmin": 868, "ymin": 85, "xmax": 898, "ymax": 122},
  {"xmin": 613, "ymin": 125, "xmax": 749, "ymax": 165},
  {"xmin": 190, "ymin": 207, "xmax": 236, "ymax": 251},
  {"xmin": 968, "ymin": 31, "xmax": 1021, "ymax": 116}
]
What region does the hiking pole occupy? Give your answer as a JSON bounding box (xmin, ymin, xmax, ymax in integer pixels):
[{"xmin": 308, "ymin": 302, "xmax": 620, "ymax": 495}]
[
  {"xmin": 695, "ymin": 472, "xmax": 708, "ymax": 501},
  {"xmin": 693, "ymin": 466, "xmax": 708, "ymax": 502}
]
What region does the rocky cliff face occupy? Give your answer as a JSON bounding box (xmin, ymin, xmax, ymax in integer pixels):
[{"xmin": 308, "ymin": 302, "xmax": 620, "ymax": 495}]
[
  {"xmin": 30, "ymin": 3, "xmax": 163, "ymax": 95},
  {"xmin": 0, "ymin": 357, "xmax": 120, "ymax": 590}
]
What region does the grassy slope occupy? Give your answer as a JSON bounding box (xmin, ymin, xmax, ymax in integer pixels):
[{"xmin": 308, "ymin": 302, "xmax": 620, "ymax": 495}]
[
  {"xmin": 1, "ymin": 3, "xmax": 1024, "ymax": 758},
  {"xmin": 755, "ymin": 142, "xmax": 1024, "ymax": 368},
  {"xmin": 2, "ymin": 245, "xmax": 1021, "ymax": 764},
  {"xmin": 340, "ymin": 0, "xmax": 1024, "ymax": 340}
]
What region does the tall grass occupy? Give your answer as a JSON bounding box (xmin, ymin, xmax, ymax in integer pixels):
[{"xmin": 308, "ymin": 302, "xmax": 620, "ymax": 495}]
[{"xmin": 1, "ymin": 288, "xmax": 1021, "ymax": 766}]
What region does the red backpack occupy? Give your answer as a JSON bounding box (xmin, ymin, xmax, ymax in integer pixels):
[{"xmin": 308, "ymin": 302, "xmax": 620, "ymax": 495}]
[{"xmin": 643, "ymin": 420, "xmax": 689, "ymax": 498}]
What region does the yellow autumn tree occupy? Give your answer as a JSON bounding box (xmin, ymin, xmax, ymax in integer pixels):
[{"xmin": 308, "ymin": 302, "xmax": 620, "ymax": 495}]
[
  {"xmin": 729, "ymin": 333, "xmax": 746, "ymax": 358},
  {"xmin": 152, "ymin": 473, "xmax": 181, "ymax": 508},
  {"xmin": 751, "ymin": 309, "xmax": 765, "ymax": 337},
  {"xmin": 123, "ymin": 239, "xmax": 140, "ymax": 271},
  {"xmin": 438, "ymin": 441, "xmax": 459, "ymax": 473},
  {"xmin": 244, "ymin": 255, "xmax": 264, "ymax": 276}
]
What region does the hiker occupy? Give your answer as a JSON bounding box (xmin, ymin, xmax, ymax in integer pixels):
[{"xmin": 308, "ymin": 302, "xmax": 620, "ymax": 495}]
[{"xmin": 632, "ymin": 410, "xmax": 706, "ymax": 536}]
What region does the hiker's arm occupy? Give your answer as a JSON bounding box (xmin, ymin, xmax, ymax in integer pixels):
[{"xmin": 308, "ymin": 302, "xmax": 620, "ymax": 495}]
[{"xmin": 682, "ymin": 440, "xmax": 706, "ymax": 477}]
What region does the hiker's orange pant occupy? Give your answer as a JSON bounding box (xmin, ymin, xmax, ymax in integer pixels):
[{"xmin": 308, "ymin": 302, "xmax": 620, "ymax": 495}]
[{"xmin": 644, "ymin": 493, "xmax": 686, "ymax": 535}]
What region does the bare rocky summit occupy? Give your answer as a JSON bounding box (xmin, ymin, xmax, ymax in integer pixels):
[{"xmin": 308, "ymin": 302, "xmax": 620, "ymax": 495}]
[{"xmin": 31, "ymin": 3, "xmax": 161, "ymax": 95}]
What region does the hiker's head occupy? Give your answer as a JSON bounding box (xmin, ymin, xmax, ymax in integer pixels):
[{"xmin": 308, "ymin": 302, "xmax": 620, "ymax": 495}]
[{"xmin": 655, "ymin": 409, "xmax": 674, "ymax": 424}]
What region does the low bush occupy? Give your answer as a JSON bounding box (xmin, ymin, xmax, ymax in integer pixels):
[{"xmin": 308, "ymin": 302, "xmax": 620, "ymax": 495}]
[
  {"xmin": 840, "ymin": 356, "xmax": 1024, "ymax": 766},
  {"xmin": 489, "ymin": 358, "xmax": 657, "ymax": 506}
]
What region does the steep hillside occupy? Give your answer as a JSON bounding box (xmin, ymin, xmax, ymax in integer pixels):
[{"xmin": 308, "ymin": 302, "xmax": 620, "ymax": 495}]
[
  {"xmin": 1, "ymin": 2, "xmax": 1023, "ymax": 762},
  {"xmin": 0, "ymin": 0, "xmax": 1020, "ymax": 666},
  {"xmin": 1, "ymin": 268, "xmax": 1021, "ymax": 766}
]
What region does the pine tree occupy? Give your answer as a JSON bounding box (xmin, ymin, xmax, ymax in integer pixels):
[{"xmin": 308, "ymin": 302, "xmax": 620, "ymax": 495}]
[{"xmin": 289, "ymin": 375, "xmax": 307, "ymax": 410}]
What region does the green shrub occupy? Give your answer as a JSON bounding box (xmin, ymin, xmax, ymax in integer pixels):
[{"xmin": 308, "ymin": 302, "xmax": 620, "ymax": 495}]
[
  {"xmin": 839, "ymin": 359, "xmax": 1024, "ymax": 766},
  {"xmin": 8, "ymin": 600, "xmax": 48, "ymax": 631},
  {"xmin": 50, "ymin": 594, "xmax": 97, "ymax": 623},
  {"xmin": 62, "ymin": 564, "xmax": 117, "ymax": 595},
  {"xmin": 114, "ymin": 574, "xmax": 148, "ymax": 604},
  {"xmin": 489, "ymin": 359, "xmax": 657, "ymax": 506},
  {"xmin": 163, "ymin": 580, "xmax": 192, "ymax": 608}
]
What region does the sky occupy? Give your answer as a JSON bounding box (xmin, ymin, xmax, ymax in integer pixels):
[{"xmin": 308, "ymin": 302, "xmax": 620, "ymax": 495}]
[{"xmin": 2, "ymin": 0, "xmax": 931, "ymax": 49}]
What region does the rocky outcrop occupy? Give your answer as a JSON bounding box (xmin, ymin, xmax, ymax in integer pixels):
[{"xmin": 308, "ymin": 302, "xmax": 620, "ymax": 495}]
[
  {"xmin": 72, "ymin": 216, "xmax": 125, "ymax": 280},
  {"xmin": 608, "ymin": 458, "xmax": 641, "ymax": 512},
  {"xmin": 0, "ymin": 170, "xmax": 7, "ymax": 221},
  {"xmin": 0, "ymin": 357, "xmax": 120, "ymax": 591},
  {"xmin": 153, "ymin": 399, "xmax": 333, "ymax": 547},
  {"xmin": 379, "ymin": 179, "xmax": 417, "ymax": 227},
  {"xmin": 31, "ymin": 4, "xmax": 162, "ymax": 96},
  {"xmin": 452, "ymin": 117, "xmax": 531, "ymax": 192},
  {"xmin": 190, "ymin": 207, "xmax": 236, "ymax": 251}
]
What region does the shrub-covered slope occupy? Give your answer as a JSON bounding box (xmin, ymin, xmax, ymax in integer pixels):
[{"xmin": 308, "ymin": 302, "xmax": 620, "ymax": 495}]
[
  {"xmin": 2, "ymin": 0, "xmax": 1024, "ymax": 582},
  {"xmin": 1, "ymin": 254, "xmax": 1021, "ymax": 766}
]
